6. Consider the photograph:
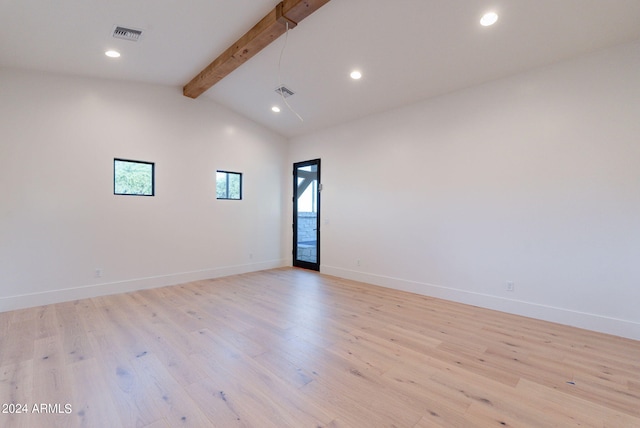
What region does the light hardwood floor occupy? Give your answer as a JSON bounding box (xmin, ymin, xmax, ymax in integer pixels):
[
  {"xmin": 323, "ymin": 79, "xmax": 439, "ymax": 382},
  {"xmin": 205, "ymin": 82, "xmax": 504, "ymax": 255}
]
[{"xmin": 1, "ymin": 268, "xmax": 639, "ymax": 427}]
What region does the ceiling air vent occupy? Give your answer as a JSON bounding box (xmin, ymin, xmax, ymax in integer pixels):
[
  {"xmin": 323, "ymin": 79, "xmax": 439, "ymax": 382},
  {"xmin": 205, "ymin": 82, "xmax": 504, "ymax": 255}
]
[
  {"xmin": 275, "ymin": 86, "xmax": 295, "ymax": 98},
  {"xmin": 112, "ymin": 26, "xmax": 143, "ymax": 42}
]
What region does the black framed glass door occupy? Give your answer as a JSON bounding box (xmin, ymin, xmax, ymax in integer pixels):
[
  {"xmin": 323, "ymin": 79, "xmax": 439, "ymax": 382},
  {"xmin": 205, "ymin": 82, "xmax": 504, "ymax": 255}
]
[{"xmin": 293, "ymin": 159, "xmax": 320, "ymax": 271}]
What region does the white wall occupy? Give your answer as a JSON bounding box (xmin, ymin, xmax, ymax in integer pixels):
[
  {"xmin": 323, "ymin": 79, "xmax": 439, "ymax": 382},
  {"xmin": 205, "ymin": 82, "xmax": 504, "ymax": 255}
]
[
  {"xmin": 0, "ymin": 69, "xmax": 288, "ymax": 310},
  {"xmin": 288, "ymin": 40, "xmax": 640, "ymax": 340}
]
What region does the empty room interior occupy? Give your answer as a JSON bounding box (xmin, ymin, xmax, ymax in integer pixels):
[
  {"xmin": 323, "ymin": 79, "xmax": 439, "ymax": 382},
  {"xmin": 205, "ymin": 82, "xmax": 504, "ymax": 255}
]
[{"xmin": 1, "ymin": 0, "xmax": 640, "ymax": 427}]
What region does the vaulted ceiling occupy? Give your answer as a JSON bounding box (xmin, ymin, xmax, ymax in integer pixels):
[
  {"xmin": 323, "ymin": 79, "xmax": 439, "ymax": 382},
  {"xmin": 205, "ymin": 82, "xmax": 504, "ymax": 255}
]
[{"xmin": 2, "ymin": 0, "xmax": 640, "ymax": 138}]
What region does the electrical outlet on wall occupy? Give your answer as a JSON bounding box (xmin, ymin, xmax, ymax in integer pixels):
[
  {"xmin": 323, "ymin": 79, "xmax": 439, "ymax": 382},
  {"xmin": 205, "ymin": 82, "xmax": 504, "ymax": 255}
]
[
  {"xmin": 506, "ymin": 281, "xmax": 515, "ymax": 292},
  {"xmin": 95, "ymin": 268, "xmax": 103, "ymax": 278}
]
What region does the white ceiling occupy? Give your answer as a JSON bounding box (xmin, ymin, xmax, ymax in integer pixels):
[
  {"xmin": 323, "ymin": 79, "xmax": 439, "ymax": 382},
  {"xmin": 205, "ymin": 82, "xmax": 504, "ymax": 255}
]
[{"xmin": 2, "ymin": 0, "xmax": 640, "ymax": 138}]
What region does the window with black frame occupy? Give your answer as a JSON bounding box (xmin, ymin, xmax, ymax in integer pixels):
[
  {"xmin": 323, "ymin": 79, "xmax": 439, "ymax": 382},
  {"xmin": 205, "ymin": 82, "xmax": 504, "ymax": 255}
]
[
  {"xmin": 114, "ymin": 158, "xmax": 155, "ymax": 196},
  {"xmin": 216, "ymin": 170, "xmax": 242, "ymax": 200}
]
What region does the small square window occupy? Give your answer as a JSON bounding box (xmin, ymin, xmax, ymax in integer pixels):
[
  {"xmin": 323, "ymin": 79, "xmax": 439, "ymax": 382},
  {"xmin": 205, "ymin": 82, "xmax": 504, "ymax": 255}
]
[
  {"xmin": 216, "ymin": 171, "xmax": 242, "ymax": 200},
  {"xmin": 114, "ymin": 158, "xmax": 155, "ymax": 196}
]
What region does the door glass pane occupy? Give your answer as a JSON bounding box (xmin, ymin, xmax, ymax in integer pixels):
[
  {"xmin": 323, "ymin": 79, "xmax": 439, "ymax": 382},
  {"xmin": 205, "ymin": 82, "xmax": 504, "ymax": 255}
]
[{"xmin": 296, "ymin": 164, "xmax": 318, "ymax": 264}]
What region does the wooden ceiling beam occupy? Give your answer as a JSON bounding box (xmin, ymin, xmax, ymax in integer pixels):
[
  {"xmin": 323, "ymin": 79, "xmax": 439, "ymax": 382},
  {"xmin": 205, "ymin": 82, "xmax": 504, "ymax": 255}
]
[{"xmin": 183, "ymin": 0, "xmax": 331, "ymax": 99}]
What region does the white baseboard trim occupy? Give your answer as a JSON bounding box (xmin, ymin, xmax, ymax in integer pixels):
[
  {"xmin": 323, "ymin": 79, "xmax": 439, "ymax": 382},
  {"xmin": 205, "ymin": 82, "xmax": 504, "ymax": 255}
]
[
  {"xmin": 321, "ymin": 265, "xmax": 640, "ymax": 341},
  {"xmin": 0, "ymin": 259, "xmax": 287, "ymax": 313}
]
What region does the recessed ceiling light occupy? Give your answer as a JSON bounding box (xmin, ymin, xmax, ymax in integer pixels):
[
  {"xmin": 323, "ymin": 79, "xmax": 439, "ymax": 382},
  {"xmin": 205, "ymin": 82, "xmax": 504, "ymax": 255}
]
[
  {"xmin": 480, "ymin": 12, "xmax": 499, "ymax": 26},
  {"xmin": 350, "ymin": 70, "xmax": 362, "ymax": 80},
  {"xmin": 105, "ymin": 50, "xmax": 121, "ymax": 58},
  {"xmin": 271, "ymin": 106, "xmax": 281, "ymax": 113}
]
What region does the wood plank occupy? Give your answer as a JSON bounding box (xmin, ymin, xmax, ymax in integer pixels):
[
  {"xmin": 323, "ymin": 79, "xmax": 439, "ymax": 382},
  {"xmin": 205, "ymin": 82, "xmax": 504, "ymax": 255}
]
[
  {"xmin": 88, "ymin": 330, "xmax": 163, "ymax": 427},
  {"xmin": 69, "ymin": 357, "xmax": 123, "ymax": 428},
  {"xmin": 33, "ymin": 305, "xmax": 58, "ymax": 340},
  {"xmin": 0, "ymin": 319, "xmax": 36, "ymax": 367},
  {"xmin": 183, "ymin": 0, "xmax": 331, "ymax": 98},
  {"xmin": 189, "ymin": 341, "xmax": 333, "ymax": 427},
  {"xmin": 30, "ymin": 335, "xmax": 74, "ymax": 428},
  {"xmin": 0, "ymin": 360, "xmax": 33, "ymax": 428},
  {"xmin": 54, "ymin": 302, "xmax": 94, "ymax": 364},
  {"xmin": 142, "ymin": 420, "xmax": 170, "ymax": 428},
  {"xmin": 129, "ymin": 352, "xmax": 213, "ymax": 427},
  {"xmin": 514, "ymin": 378, "xmax": 640, "ymax": 426}
]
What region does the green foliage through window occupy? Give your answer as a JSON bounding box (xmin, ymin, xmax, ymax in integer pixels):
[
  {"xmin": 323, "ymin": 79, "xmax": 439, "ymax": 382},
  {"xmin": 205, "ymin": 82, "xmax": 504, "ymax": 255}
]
[
  {"xmin": 114, "ymin": 159, "xmax": 154, "ymax": 196},
  {"xmin": 216, "ymin": 171, "xmax": 242, "ymax": 200}
]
